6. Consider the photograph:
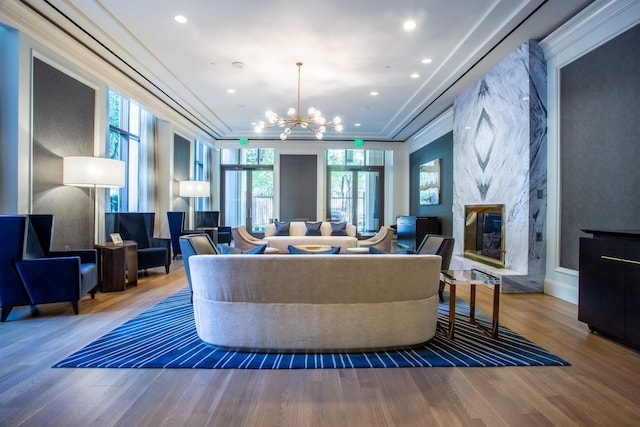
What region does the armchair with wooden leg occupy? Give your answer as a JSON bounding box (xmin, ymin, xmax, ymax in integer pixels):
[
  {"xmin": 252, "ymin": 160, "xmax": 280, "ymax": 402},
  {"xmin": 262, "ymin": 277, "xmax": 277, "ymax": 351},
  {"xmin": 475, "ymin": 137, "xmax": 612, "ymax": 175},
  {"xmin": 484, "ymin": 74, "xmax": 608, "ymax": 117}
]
[
  {"xmin": 0, "ymin": 215, "xmax": 98, "ymax": 322},
  {"xmin": 231, "ymin": 226, "xmax": 270, "ymax": 250},
  {"xmin": 357, "ymin": 226, "xmax": 394, "ymax": 253}
]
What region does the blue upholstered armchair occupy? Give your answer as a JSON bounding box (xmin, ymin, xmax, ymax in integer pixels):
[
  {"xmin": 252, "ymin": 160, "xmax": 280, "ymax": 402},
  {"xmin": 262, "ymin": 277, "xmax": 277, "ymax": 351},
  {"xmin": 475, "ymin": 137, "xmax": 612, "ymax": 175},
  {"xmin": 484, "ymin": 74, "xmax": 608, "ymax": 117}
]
[
  {"xmin": 179, "ymin": 233, "xmax": 218, "ymax": 302},
  {"xmin": 105, "ymin": 212, "xmax": 171, "ymax": 274},
  {"xmin": 167, "ymin": 211, "xmax": 204, "ymax": 259},
  {"xmin": 0, "ymin": 215, "xmax": 98, "ymax": 322}
]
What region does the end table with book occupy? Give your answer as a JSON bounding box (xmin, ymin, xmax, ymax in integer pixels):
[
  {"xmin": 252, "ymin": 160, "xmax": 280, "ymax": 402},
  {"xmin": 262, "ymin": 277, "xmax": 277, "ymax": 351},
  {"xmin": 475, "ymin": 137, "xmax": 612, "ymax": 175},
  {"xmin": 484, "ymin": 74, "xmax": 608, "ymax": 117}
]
[{"xmin": 95, "ymin": 241, "xmax": 138, "ymax": 292}]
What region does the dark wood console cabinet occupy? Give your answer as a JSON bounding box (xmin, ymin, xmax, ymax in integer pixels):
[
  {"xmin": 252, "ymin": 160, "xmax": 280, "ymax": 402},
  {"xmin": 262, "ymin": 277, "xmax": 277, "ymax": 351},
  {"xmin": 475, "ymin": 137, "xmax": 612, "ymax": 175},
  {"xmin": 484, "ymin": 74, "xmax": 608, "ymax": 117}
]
[
  {"xmin": 579, "ymin": 229, "xmax": 640, "ymax": 348},
  {"xmin": 396, "ymin": 216, "xmax": 441, "ymax": 251}
]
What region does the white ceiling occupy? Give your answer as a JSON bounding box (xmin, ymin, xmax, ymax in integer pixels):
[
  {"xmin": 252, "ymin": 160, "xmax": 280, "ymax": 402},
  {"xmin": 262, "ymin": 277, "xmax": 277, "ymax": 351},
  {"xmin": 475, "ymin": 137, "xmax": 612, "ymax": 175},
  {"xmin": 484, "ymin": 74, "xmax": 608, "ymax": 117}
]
[{"xmin": 24, "ymin": 0, "xmax": 591, "ymax": 142}]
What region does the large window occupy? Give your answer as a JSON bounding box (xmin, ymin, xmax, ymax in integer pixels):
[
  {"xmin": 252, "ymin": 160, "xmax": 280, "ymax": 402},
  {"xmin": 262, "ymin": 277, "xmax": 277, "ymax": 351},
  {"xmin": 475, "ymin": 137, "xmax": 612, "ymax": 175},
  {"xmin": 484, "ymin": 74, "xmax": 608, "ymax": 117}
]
[
  {"xmin": 221, "ymin": 148, "xmax": 274, "ymax": 232},
  {"xmin": 193, "ymin": 139, "xmax": 211, "ymax": 211},
  {"xmin": 327, "ymin": 149, "xmax": 385, "ymax": 234},
  {"xmin": 107, "ymin": 89, "xmax": 150, "ymax": 212}
]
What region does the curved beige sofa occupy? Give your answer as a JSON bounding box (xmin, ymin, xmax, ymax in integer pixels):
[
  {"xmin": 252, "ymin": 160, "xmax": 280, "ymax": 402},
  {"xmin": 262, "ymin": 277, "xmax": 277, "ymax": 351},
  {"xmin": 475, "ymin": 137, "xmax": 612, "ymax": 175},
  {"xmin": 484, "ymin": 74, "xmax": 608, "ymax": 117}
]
[
  {"xmin": 188, "ymin": 254, "xmax": 442, "ymax": 351},
  {"xmin": 263, "ymin": 221, "xmax": 358, "ymax": 253}
]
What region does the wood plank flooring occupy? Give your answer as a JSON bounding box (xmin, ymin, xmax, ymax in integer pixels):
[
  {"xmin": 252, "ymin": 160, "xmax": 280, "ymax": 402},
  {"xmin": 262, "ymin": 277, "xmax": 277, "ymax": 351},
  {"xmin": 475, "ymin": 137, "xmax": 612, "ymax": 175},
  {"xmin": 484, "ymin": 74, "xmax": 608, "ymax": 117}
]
[{"xmin": 1, "ymin": 260, "xmax": 639, "ymax": 426}]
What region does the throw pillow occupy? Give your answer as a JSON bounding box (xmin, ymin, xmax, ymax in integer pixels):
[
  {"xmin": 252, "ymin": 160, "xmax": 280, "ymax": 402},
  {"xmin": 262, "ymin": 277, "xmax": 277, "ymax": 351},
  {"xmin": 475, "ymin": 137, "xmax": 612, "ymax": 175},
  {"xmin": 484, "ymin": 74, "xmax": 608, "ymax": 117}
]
[
  {"xmin": 243, "ymin": 244, "xmax": 267, "ymax": 254},
  {"xmin": 305, "ymin": 221, "xmax": 322, "ymax": 236},
  {"xmin": 287, "ymin": 245, "xmax": 341, "ymax": 255},
  {"xmin": 330, "ymin": 221, "xmax": 347, "ymax": 236},
  {"xmin": 274, "ymin": 221, "xmax": 290, "ymax": 236},
  {"xmin": 217, "ymin": 244, "xmax": 242, "ymax": 254}
]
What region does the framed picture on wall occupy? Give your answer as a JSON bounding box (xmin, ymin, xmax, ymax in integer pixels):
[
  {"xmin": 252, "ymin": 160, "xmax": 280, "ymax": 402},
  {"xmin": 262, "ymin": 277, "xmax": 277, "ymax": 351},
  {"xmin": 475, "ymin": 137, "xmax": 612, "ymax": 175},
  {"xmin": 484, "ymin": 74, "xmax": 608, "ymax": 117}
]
[{"xmin": 419, "ymin": 159, "xmax": 441, "ymax": 205}]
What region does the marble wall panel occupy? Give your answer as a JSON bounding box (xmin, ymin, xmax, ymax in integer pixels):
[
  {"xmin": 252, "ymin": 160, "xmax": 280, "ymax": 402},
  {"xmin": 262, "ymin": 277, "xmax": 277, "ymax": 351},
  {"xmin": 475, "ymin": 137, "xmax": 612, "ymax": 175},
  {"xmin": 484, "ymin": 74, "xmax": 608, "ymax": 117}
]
[{"xmin": 453, "ymin": 40, "xmax": 547, "ymax": 277}]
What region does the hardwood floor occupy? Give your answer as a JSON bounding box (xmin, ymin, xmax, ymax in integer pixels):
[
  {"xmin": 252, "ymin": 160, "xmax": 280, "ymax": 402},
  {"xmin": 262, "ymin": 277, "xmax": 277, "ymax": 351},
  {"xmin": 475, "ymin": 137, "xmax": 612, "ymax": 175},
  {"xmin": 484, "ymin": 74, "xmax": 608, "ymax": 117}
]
[{"xmin": 1, "ymin": 260, "xmax": 639, "ymax": 426}]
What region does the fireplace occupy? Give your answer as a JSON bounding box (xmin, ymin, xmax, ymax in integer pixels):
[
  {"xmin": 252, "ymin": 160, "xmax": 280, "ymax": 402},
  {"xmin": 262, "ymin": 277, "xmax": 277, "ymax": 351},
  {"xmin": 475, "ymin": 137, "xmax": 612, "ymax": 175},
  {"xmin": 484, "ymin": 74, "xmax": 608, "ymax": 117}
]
[{"xmin": 464, "ymin": 204, "xmax": 505, "ymax": 268}]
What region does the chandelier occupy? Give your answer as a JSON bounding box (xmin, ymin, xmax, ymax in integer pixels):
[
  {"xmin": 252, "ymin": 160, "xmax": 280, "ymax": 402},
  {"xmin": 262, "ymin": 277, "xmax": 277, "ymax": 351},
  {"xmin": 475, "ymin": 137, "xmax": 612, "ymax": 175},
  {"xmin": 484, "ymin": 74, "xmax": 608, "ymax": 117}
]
[{"xmin": 254, "ymin": 62, "xmax": 343, "ymax": 140}]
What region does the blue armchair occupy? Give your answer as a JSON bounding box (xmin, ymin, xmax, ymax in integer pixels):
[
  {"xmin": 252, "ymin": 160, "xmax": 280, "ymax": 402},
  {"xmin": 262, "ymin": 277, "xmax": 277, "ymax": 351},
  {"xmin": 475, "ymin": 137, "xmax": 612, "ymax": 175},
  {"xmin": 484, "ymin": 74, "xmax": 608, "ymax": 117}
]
[
  {"xmin": 179, "ymin": 233, "xmax": 218, "ymax": 303},
  {"xmin": 105, "ymin": 212, "xmax": 171, "ymax": 274},
  {"xmin": 167, "ymin": 211, "xmax": 204, "ymax": 259},
  {"xmin": 0, "ymin": 215, "xmax": 98, "ymax": 322}
]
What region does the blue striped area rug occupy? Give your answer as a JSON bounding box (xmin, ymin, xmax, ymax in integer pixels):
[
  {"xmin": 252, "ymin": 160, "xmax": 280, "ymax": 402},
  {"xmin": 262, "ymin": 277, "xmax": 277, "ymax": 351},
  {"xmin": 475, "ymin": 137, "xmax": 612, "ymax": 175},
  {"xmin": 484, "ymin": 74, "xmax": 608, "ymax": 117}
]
[{"xmin": 53, "ymin": 287, "xmax": 569, "ymax": 369}]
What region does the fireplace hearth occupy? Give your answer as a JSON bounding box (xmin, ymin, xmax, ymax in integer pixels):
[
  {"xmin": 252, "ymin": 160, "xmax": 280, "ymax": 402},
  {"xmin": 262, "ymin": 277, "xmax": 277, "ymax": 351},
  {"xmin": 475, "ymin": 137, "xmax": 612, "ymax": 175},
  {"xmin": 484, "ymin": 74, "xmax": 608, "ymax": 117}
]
[{"xmin": 464, "ymin": 204, "xmax": 505, "ymax": 268}]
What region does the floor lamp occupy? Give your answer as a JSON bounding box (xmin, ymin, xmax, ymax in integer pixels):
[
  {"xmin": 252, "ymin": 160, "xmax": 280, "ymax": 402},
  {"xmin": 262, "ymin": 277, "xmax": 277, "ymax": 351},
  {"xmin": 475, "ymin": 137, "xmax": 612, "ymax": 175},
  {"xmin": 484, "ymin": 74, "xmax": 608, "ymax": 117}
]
[
  {"xmin": 179, "ymin": 180, "xmax": 210, "ymax": 228},
  {"xmin": 63, "ymin": 156, "xmax": 126, "ymax": 245}
]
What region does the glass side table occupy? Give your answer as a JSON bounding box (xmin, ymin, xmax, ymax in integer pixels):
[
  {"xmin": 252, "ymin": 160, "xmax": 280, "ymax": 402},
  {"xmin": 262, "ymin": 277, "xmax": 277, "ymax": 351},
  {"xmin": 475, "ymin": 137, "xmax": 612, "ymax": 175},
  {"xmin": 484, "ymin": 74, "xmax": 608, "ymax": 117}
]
[{"xmin": 440, "ymin": 269, "xmax": 501, "ymax": 339}]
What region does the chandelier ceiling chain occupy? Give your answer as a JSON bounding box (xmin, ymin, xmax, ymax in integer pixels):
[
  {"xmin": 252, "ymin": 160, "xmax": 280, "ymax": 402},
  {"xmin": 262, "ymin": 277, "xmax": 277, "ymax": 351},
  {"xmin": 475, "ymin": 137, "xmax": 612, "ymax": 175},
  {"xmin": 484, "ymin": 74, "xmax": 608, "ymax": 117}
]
[{"xmin": 254, "ymin": 62, "xmax": 343, "ymax": 140}]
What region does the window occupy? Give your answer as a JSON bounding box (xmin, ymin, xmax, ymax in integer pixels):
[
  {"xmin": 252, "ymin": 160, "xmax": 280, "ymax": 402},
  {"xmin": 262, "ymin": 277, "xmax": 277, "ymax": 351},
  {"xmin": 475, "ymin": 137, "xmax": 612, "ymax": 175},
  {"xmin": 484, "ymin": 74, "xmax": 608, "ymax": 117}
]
[
  {"xmin": 326, "ymin": 149, "xmax": 385, "ymax": 234},
  {"xmin": 193, "ymin": 139, "xmax": 211, "ymax": 211},
  {"xmin": 220, "ymin": 148, "xmax": 274, "ymax": 232},
  {"xmin": 105, "ymin": 90, "xmax": 153, "ymax": 212}
]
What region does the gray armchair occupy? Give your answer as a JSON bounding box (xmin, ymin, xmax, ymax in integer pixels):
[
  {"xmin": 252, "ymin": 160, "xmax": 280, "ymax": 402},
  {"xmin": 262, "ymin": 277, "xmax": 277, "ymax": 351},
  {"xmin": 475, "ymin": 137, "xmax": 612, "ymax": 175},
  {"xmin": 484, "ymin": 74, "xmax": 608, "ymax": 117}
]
[{"xmin": 416, "ymin": 235, "xmax": 455, "ymax": 302}]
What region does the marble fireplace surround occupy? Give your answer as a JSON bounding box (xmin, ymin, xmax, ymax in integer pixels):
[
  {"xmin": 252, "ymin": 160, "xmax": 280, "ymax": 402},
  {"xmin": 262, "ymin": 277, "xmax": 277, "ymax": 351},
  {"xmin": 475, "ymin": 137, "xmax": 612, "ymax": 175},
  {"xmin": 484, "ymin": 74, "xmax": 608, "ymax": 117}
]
[{"xmin": 451, "ymin": 40, "xmax": 547, "ymax": 293}]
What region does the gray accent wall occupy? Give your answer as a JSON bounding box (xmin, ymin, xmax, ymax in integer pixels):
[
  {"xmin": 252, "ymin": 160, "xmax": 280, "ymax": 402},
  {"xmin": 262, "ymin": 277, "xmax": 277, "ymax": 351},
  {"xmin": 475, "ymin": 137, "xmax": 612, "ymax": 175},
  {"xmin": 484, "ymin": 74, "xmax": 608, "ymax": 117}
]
[
  {"xmin": 409, "ymin": 131, "xmax": 453, "ymax": 236},
  {"xmin": 559, "ymin": 23, "xmax": 640, "ymax": 270},
  {"xmin": 279, "ymin": 154, "xmax": 317, "ymax": 221},
  {"xmin": 32, "ymin": 58, "xmax": 95, "ymax": 250},
  {"xmin": 173, "ymin": 133, "xmax": 190, "ymax": 213}
]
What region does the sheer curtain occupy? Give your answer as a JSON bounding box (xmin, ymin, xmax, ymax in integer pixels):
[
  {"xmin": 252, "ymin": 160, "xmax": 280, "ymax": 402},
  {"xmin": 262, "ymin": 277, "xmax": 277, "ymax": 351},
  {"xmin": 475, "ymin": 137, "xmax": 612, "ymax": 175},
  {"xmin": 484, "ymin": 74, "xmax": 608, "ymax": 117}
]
[{"xmin": 138, "ymin": 109, "xmax": 157, "ymax": 215}]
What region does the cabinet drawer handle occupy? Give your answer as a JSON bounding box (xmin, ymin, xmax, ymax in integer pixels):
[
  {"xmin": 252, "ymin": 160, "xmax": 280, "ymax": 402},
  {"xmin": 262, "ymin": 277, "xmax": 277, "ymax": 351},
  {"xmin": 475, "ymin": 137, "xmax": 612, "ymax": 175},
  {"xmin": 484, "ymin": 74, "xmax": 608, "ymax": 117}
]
[{"xmin": 601, "ymin": 255, "xmax": 640, "ymax": 265}]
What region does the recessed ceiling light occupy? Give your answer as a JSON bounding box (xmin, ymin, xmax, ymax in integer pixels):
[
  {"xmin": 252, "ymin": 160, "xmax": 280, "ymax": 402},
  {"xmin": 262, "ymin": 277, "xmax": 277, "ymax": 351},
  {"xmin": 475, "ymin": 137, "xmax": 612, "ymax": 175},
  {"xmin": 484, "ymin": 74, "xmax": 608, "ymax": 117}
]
[
  {"xmin": 227, "ymin": 89, "xmax": 236, "ymax": 94},
  {"xmin": 403, "ymin": 20, "xmax": 416, "ymax": 31},
  {"xmin": 370, "ymin": 91, "xmax": 379, "ymax": 96},
  {"xmin": 354, "ymin": 123, "xmax": 361, "ymax": 127},
  {"xmin": 174, "ymin": 15, "xmax": 188, "ymax": 24},
  {"xmin": 421, "ymin": 58, "xmax": 433, "ymax": 64},
  {"xmin": 411, "ymin": 73, "xmax": 420, "ymax": 79}
]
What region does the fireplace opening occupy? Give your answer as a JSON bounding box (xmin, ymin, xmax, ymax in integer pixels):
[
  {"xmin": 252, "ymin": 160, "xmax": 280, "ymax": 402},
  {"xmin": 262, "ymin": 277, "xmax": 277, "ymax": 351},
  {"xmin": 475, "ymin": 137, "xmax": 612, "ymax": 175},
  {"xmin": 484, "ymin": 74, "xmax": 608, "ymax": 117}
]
[{"xmin": 464, "ymin": 204, "xmax": 505, "ymax": 268}]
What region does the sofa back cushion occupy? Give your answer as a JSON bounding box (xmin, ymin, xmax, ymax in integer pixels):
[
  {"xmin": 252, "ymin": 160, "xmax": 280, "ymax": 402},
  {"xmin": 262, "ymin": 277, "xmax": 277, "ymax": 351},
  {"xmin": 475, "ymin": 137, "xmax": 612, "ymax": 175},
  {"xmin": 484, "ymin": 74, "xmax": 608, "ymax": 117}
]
[{"xmin": 189, "ymin": 254, "xmax": 441, "ymax": 304}]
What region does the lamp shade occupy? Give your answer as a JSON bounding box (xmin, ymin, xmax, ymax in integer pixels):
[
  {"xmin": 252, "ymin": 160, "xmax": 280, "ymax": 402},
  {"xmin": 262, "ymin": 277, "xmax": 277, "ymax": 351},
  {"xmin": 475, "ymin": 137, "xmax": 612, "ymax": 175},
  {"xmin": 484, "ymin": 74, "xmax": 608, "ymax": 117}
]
[
  {"xmin": 63, "ymin": 156, "xmax": 126, "ymax": 187},
  {"xmin": 179, "ymin": 180, "xmax": 210, "ymax": 197}
]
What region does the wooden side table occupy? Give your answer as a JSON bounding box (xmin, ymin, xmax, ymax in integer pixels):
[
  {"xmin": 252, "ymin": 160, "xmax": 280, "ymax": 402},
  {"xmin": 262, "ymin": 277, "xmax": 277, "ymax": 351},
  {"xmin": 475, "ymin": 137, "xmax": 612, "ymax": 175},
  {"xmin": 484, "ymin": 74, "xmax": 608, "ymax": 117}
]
[{"xmin": 95, "ymin": 241, "xmax": 138, "ymax": 292}]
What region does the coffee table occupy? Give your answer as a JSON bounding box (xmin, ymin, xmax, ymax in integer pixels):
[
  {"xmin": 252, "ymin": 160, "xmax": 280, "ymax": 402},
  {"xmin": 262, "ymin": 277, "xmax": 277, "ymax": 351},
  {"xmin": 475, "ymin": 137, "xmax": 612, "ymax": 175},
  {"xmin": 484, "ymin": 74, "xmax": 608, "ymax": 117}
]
[
  {"xmin": 439, "ymin": 269, "xmax": 501, "ymax": 339},
  {"xmin": 292, "ymin": 244, "xmax": 333, "ymax": 252}
]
